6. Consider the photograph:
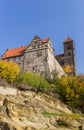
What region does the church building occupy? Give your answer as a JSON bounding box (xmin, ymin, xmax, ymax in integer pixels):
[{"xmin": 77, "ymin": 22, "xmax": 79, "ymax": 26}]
[{"xmin": 56, "ymin": 37, "xmax": 76, "ymax": 76}]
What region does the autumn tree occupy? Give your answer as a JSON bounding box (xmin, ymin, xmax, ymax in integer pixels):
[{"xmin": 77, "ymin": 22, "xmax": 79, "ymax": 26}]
[
  {"xmin": 55, "ymin": 75, "xmax": 84, "ymax": 112},
  {"xmin": 64, "ymin": 65, "xmax": 73, "ymax": 74},
  {"xmin": 0, "ymin": 60, "xmax": 20, "ymax": 83}
]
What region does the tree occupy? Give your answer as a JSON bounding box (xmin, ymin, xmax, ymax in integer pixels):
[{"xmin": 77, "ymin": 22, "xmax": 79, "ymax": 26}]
[
  {"xmin": 64, "ymin": 65, "xmax": 73, "ymax": 74},
  {"xmin": 56, "ymin": 76, "xmax": 80, "ymax": 106},
  {"xmin": 0, "ymin": 60, "xmax": 20, "ymax": 83}
]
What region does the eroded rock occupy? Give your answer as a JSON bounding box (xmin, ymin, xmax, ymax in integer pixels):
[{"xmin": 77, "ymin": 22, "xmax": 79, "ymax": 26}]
[{"xmin": 0, "ymin": 88, "xmax": 84, "ymax": 130}]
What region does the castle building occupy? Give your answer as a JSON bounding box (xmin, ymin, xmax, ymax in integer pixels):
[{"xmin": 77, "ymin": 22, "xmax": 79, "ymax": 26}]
[
  {"xmin": 56, "ymin": 37, "xmax": 76, "ymax": 76},
  {"xmin": 2, "ymin": 36, "xmax": 66, "ymax": 78}
]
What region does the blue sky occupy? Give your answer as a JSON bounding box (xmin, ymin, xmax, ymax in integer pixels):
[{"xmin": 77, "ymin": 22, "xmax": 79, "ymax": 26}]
[{"xmin": 0, "ymin": 0, "xmax": 84, "ymax": 74}]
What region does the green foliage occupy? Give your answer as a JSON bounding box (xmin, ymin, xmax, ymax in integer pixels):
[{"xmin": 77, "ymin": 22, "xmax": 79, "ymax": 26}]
[
  {"xmin": 0, "ymin": 60, "xmax": 20, "ymax": 83},
  {"xmin": 16, "ymin": 72, "xmax": 49, "ymax": 92}
]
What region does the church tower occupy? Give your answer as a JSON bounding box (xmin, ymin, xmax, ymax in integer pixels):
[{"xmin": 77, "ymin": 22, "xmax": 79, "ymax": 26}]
[{"xmin": 63, "ymin": 37, "xmax": 76, "ymax": 75}]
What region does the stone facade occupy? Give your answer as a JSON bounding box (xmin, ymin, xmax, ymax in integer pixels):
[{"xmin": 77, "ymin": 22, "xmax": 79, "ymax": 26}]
[
  {"xmin": 2, "ymin": 35, "xmax": 65, "ymax": 78},
  {"xmin": 23, "ymin": 36, "xmax": 65, "ymax": 78}
]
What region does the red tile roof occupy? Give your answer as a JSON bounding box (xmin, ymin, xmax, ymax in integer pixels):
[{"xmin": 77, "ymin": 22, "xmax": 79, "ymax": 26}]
[
  {"xmin": 64, "ymin": 37, "xmax": 73, "ymax": 43},
  {"xmin": 55, "ymin": 54, "xmax": 64, "ymax": 59},
  {"xmin": 2, "ymin": 46, "xmax": 27, "ymax": 59},
  {"xmin": 2, "ymin": 38, "xmax": 49, "ymax": 59},
  {"xmin": 42, "ymin": 38, "xmax": 49, "ymax": 43}
]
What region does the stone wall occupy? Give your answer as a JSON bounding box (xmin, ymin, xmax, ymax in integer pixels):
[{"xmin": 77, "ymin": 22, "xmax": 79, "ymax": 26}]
[
  {"xmin": 55, "ymin": 58, "xmax": 66, "ymax": 77},
  {"xmin": 47, "ymin": 49, "xmax": 66, "ymax": 77}
]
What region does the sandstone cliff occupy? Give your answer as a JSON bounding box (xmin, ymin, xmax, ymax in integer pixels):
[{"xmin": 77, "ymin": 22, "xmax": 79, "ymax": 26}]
[{"xmin": 0, "ymin": 86, "xmax": 84, "ymax": 130}]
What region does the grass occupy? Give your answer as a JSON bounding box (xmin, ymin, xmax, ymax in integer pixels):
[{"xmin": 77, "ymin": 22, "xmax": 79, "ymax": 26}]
[
  {"xmin": 42, "ymin": 112, "xmax": 84, "ymax": 120},
  {"xmin": 42, "ymin": 112, "xmax": 64, "ymax": 117},
  {"xmin": 42, "ymin": 112, "xmax": 84, "ymax": 128}
]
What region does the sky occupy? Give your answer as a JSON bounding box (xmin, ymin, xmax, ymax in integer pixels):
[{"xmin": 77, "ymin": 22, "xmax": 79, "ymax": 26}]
[{"xmin": 0, "ymin": 0, "xmax": 84, "ymax": 74}]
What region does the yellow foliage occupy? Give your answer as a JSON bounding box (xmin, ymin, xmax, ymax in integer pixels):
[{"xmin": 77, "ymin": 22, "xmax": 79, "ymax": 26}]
[
  {"xmin": 59, "ymin": 76, "xmax": 81, "ymax": 106},
  {"xmin": 64, "ymin": 65, "xmax": 73, "ymax": 74},
  {"xmin": 0, "ymin": 60, "xmax": 20, "ymax": 82},
  {"xmin": 53, "ymin": 73, "xmax": 84, "ymax": 110}
]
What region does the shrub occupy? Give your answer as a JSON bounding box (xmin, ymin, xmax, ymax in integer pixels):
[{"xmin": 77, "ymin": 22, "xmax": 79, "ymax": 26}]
[
  {"xmin": 0, "ymin": 60, "xmax": 20, "ymax": 83},
  {"xmin": 16, "ymin": 72, "xmax": 49, "ymax": 92}
]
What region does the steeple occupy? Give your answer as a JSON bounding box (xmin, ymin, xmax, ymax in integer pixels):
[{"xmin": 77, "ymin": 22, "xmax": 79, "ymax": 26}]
[
  {"xmin": 63, "ymin": 37, "xmax": 76, "ymax": 75},
  {"xmin": 64, "ymin": 37, "xmax": 73, "ymax": 44}
]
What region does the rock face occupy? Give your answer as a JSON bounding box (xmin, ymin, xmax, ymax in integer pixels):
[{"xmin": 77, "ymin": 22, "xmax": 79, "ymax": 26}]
[
  {"xmin": 0, "ymin": 86, "xmax": 17, "ymax": 95},
  {"xmin": 0, "ymin": 88, "xmax": 84, "ymax": 130}
]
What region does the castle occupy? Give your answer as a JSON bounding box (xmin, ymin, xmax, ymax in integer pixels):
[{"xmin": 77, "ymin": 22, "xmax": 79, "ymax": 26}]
[{"xmin": 2, "ymin": 35, "xmax": 76, "ymax": 77}]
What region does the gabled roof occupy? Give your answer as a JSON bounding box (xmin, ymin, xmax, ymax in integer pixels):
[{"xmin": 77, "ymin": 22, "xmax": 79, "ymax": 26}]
[
  {"xmin": 64, "ymin": 37, "xmax": 73, "ymax": 43},
  {"xmin": 42, "ymin": 38, "xmax": 49, "ymax": 43},
  {"xmin": 32, "ymin": 35, "xmax": 49, "ymax": 43},
  {"xmin": 2, "ymin": 38, "xmax": 49, "ymax": 59},
  {"xmin": 2, "ymin": 46, "xmax": 27, "ymax": 59}
]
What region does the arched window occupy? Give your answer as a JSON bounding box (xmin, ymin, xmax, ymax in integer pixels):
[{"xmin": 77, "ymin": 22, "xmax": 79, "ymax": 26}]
[{"xmin": 68, "ymin": 52, "xmax": 70, "ymax": 56}]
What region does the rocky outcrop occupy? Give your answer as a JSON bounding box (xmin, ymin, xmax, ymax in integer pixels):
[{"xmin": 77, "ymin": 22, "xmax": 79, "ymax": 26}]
[
  {"xmin": 0, "ymin": 87, "xmax": 84, "ymax": 130},
  {"xmin": 0, "ymin": 86, "xmax": 17, "ymax": 95}
]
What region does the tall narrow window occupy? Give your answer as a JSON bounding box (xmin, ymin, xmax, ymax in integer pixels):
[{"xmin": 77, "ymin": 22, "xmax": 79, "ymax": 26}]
[{"xmin": 68, "ymin": 52, "xmax": 70, "ymax": 56}]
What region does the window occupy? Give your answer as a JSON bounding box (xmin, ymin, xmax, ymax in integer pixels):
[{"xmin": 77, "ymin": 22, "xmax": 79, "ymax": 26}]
[
  {"xmin": 31, "ymin": 52, "xmax": 35, "ymax": 57},
  {"xmin": 18, "ymin": 57, "xmax": 21, "ymax": 60},
  {"xmin": 32, "ymin": 67, "xmax": 35, "ymax": 72},
  {"xmin": 6, "ymin": 58, "xmax": 10, "ymax": 61},
  {"xmin": 26, "ymin": 53, "xmax": 30, "ymax": 58},
  {"xmin": 39, "ymin": 59, "xmax": 43, "ymax": 64},
  {"xmin": 68, "ymin": 52, "xmax": 71, "ymax": 56},
  {"xmin": 10, "ymin": 57, "xmax": 14, "ymax": 61},
  {"xmin": 27, "ymin": 61, "xmax": 30, "ymax": 64},
  {"xmin": 34, "ymin": 60, "xmax": 38, "ymax": 65},
  {"xmin": 34, "ymin": 41, "xmax": 37, "ymax": 44},
  {"xmin": 16, "ymin": 57, "xmax": 18, "ymax": 61},
  {"xmin": 18, "ymin": 63, "xmax": 20, "ymax": 66},
  {"xmin": 32, "ymin": 66, "xmax": 38, "ymax": 73},
  {"xmin": 67, "ymin": 45, "xmax": 71, "ymax": 50},
  {"xmin": 37, "ymin": 51, "xmax": 42, "ymax": 57},
  {"xmin": 37, "ymin": 69, "xmax": 40, "ymax": 72},
  {"xmin": 60, "ymin": 59, "xmax": 64, "ymax": 65},
  {"xmin": 21, "ymin": 56, "xmax": 23, "ymax": 61}
]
